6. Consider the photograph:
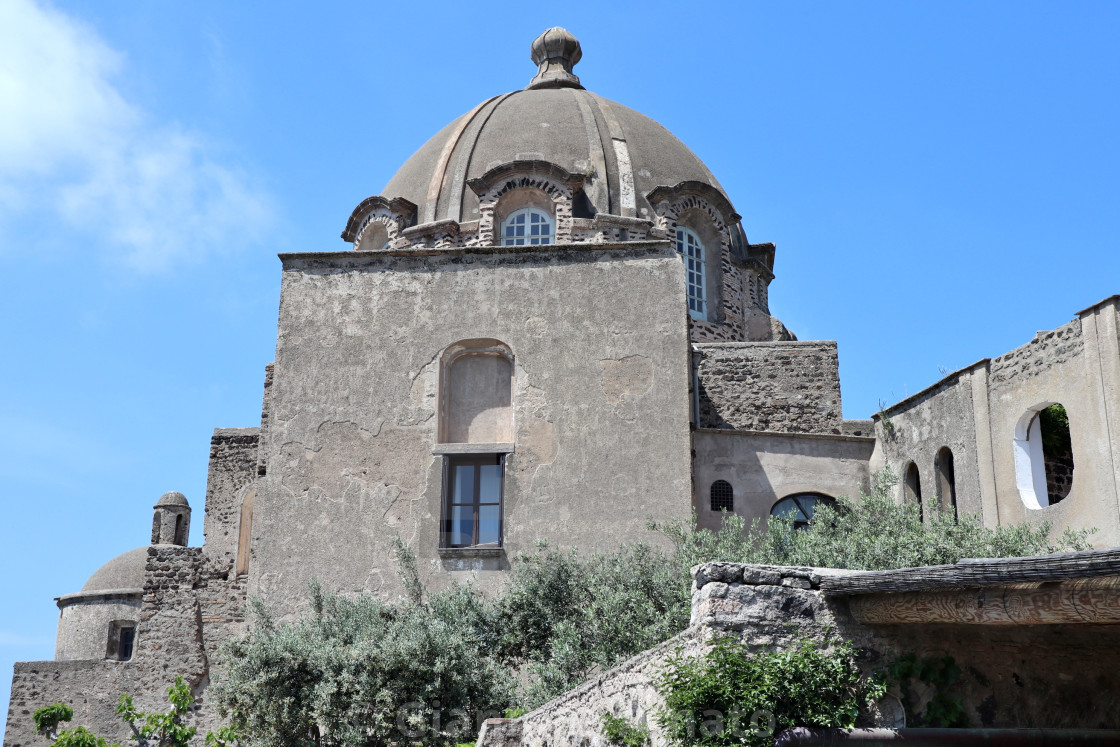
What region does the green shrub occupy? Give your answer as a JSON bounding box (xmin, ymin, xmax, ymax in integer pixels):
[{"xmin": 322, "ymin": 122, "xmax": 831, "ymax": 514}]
[
  {"xmin": 656, "ymin": 638, "xmax": 885, "ymax": 747},
  {"xmin": 33, "ymin": 703, "xmax": 74, "ymax": 737},
  {"xmin": 212, "ymin": 542, "xmax": 515, "ymax": 747},
  {"xmin": 600, "ymin": 712, "xmax": 650, "ymax": 747}
]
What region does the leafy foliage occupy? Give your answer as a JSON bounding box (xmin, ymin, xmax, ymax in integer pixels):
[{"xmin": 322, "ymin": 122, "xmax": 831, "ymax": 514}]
[
  {"xmin": 600, "ymin": 712, "xmax": 650, "ymax": 747},
  {"xmin": 32, "ymin": 677, "xmax": 234, "ymax": 747},
  {"xmin": 656, "ymin": 638, "xmax": 885, "ymax": 747},
  {"xmin": 657, "ymin": 467, "xmax": 1092, "ymax": 572},
  {"xmin": 889, "ymin": 654, "xmax": 968, "ymax": 727},
  {"xmin": 117, "ymin": 676, "xmax": 197, "ymax": 747},
  {"xmin": 212, "ymin": 542, "xmax": 515, "ymax": 747},
  {"xmin": 1039, "ymin": 404, "xmax": 1072, "ymax": 454},
  {"xmin": 53, "ymin": 727, "xmax": 116, "ymax": 747},
  {"xmin": 33, "ymin": 702, "xmax": 74, "ymax": 737}
]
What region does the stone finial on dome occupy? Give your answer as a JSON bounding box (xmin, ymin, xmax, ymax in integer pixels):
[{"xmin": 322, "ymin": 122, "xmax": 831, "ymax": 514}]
[{"xmin": 528, "ymin": 27, "xmax": 583, "ymax": 90}]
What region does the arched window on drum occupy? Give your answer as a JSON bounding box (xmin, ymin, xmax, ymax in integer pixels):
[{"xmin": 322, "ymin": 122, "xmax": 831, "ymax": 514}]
[{"xmin": 675, "ymin": 226, "xmax": 706, "ymax": 320}]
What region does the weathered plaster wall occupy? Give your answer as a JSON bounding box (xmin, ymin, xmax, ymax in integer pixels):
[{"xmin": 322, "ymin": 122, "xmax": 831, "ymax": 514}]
[
  {"xmin": 874, "ymin": 297, "xmax": 1120, "ymax": 545},
  {"xmin": 55, "ymin": 594, "xmax": 141, "ymax": 661},
  {"xmin": 692, "ymin": 429, "xmax": 873, "ymax": 531},
  {"xmin": 201, "ymin": 428, "xmax": 259, "ymax": 567},
  {"xmin": 870, "ymin": 368, "xmax": 985, "ymax": 520},
  {"xmin": 985, "ymin": 299, "xmax": 1120, "ymax": 543},
  {"xmin": 250, "ymin": 242, "xmax": 693, "ymax": 613},
  {"xmin": 695, "ymin": 342, "xmax": 843, "ymax": 434}
]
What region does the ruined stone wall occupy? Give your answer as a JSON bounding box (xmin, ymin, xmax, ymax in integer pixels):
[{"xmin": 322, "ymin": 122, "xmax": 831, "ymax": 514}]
[
  {"xmin": 250, "ymin": 243, "xmax": 693, "ymax": 615},
  {"xmin": 872, "ymin": 367, "xmax": 985, "ymax": 520},
  {"xmin": 201, "ymin": 429, "xmax": 259, "ymax": 567},
  {"xmin": 695, "ymin": 341, "xmax": 843, "ymax": 434},
  {"xmin": 4, "ymin": 661, "xmax": 135, "ymax": 747},
  {"xmin": 690, "ymin": 562, "xmax": 1120, "ymax": 730}
]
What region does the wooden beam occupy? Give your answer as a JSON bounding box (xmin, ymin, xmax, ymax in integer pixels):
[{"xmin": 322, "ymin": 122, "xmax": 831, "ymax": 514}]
[
  {"xmin": 849, "ymin": 577, "xmax": 1120, "ymax": 625},
  {"xmin": 819, "ymin": 548, "xmax": 1120, "ymax": 596}
]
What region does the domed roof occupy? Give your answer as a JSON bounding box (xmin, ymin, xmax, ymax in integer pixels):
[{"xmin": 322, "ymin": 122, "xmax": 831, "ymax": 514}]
[
  {"xmin": 382, "ymin": 28, "xmax": 730, "ymax": 226},
  {"xmin": 80, "ymin": 546, "xmax": 148, "ymax": 592},
  {"xmin": 155, "ymin": 491, "xmax": 189, "ymax": 508}
]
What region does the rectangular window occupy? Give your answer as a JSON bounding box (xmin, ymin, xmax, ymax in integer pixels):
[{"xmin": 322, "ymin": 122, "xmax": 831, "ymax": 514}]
[
  {"xmin": 119, "ymin": 626, "xmax": 135, "ymax": 661},
  {"xmin": 442, "ymin": 454, "xmax": 504, "ymax": 548}
]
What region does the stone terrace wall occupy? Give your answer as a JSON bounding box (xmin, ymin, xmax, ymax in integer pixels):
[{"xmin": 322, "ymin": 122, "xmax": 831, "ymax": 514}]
[
  {"xmin": 692, "ymin": 562, "xmax": 1120, "ymax": 730},
  {"xmin": 695, "ymin": 342, "xmax": 842, "ymax": 434}
]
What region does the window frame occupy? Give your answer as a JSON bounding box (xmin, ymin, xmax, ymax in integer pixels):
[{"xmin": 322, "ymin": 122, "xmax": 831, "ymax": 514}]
[
  {"xmin": 500, "ymin": 208, "xmax": 554, "ymax": 246},
  {"xmin": 770, "ymin": 493, "xmax": 837, "ymax": 530},
  {"xmin": 675, "ymin": 226, "xmax": 707, "ymax": 320},
  {"xmin": 710, "ymin": 479, "xmax": 734, "ymax": 512},
  {"xmin": 440, "ymin": 453, "xmax": 505, "ymax": 549}
]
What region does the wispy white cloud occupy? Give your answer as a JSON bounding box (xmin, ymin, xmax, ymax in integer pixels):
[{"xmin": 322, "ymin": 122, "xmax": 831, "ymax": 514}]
[{"xmin": 0, "ymin": 0, "xmax": 273, "ymax": 271}]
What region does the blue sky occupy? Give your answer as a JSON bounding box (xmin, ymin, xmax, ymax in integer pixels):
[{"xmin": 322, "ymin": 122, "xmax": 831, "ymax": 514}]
[{"xmin": 1, "ymin": 0, "xmax": 1118, "ymax": 723}]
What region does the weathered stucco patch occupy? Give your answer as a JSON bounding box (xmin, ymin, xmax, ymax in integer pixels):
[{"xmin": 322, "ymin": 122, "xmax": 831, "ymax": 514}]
[{"xmin": 599, "ymin": 355, "xmax": 654, "ymax": 405}]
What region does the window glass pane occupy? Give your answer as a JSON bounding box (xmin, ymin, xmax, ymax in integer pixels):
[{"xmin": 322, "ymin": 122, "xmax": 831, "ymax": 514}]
[
  {"xmin": 452, "ymin": 464, "xmax": 475, "ymax": 504},
  {"xmin": 477, "ymin": 505, "xmax": 500, "ymax": 545},
  {"xmin": 479, "ymin": 464, "xmax": 502, "ymax": 503},
  {"xmin": 449, "ymin": 505, "xmax": 473, "ymax": 546},
  {"xmin": 119, "ymin": 628, "xmax": 135, "ymax": 661}
]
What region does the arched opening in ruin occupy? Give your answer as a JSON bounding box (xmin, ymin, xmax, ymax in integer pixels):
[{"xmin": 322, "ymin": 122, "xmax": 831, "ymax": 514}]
[
  {"xmin": 935, "ymin": 447, "xmax": 957, "ymax": 518},
  {"xmin": 1015, "ymin": 403, "xmax": 1074, "ymax": 509},
  {"xmin": 904, "ymin": 461, "xmax": 923, "ymax": 520}
]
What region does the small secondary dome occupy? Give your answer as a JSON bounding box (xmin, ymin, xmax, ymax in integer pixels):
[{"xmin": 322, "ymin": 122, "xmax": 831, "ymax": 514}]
[
  {"xmin": 382, "ymin": 28, "xmax": 730, "ymax": 227},
  {"xmin": 155, "ymin": 490, "xmax": 189, "ymax": 507},
  {"xmin": 79, "ymin": 546, "xmax": 148, "ymax": 592}
]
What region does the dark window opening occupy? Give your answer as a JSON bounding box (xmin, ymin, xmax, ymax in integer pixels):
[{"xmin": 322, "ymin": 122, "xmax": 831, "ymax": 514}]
[
  {"xmin": 935, "ymin": 447, "xmax": 957, "ymax": 518},
  {"xmin": 710, "ymin": 480, "xmax": 734, "ymax": 512},
  {"xmin": 904, "ymin": 462, "xmax": 923, "ymax": 521},
  {"xmin": 442, "ymin": 454, "xmax": 504, "ymax": 548},
  {"xmin": 106, "ymin": 621, "xmax": 136, "ymax": 662},
  {"xmin": 1039, "ymin": 404, "xmax": 1074, "ymax": 504},
  {"xmin": 770, "ymin": 493, "xmax": 836, "ymax": 530}
]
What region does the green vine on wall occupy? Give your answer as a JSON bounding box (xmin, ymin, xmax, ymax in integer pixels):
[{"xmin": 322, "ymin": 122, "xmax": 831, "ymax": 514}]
[{"xmin": 888, "ymin": 654, "xmax": 969, "ymax": 728}]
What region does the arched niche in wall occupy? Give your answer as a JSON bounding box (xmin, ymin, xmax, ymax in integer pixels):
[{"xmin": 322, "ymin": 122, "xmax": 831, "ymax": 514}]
[
  {"xmin": 1014, "ymin": 403, "xmax": 1075, "ymax": 510},
  {"xmin": 904, "ymin": 462, "xmax": 923, "ymax": 520},
  {"xmin": 934, "ymin": 447, "xmax": 957, "ymax": 518},
  {"xmin": 440, "ymin": 339, "xmax": 514, "ymax": 444}
]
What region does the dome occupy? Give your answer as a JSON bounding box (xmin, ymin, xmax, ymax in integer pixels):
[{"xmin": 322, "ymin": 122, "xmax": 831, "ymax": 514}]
[
  {"xmin": 155, "ymin": 490, "xmax": 189, "ymax": 507},
  {"xmin": 79, "ymin": 546, "xmax": 148, "ymax": 592},
  {"xmin": 382, "ymin": 28, "xmax": 730, "ymax": 227}
]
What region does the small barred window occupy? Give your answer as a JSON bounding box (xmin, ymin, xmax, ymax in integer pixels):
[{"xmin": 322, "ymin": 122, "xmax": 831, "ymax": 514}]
[
  {"xmin": 675, "ymin": 227, "xmax": 706, "ymax": 319},
  {"xmin": 501, "ymin": 208, "xmax": 553, "ymax": 246},
  {"xmin": 710, "ymin": 480, "xmax": 734, "ymax": 512}
]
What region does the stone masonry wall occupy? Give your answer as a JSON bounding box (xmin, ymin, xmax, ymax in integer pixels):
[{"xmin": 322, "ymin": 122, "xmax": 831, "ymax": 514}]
[
  {"xmin": 987, "ymin": 318, "xmax": 1084, "ymax": 394},
  {"xmin": 692, "ymin": 563, "xmax": 1120, "ymax": 730},
  {"xmin": 201, "ymin": 429, "xmax": 259, "ymax": 567},
  {"xmin": 4, "ymin": 546, "xmax": 247, "ymax": 747},
  {"xmin": 696, "ymin": 342, "xmax": 843, "ymax": 434}
]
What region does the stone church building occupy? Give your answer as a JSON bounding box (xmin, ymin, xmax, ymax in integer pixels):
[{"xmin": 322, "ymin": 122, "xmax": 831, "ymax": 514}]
[{"xmin": 5, "ymin": 27, "xmax": 1120, "ymax": 746}]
